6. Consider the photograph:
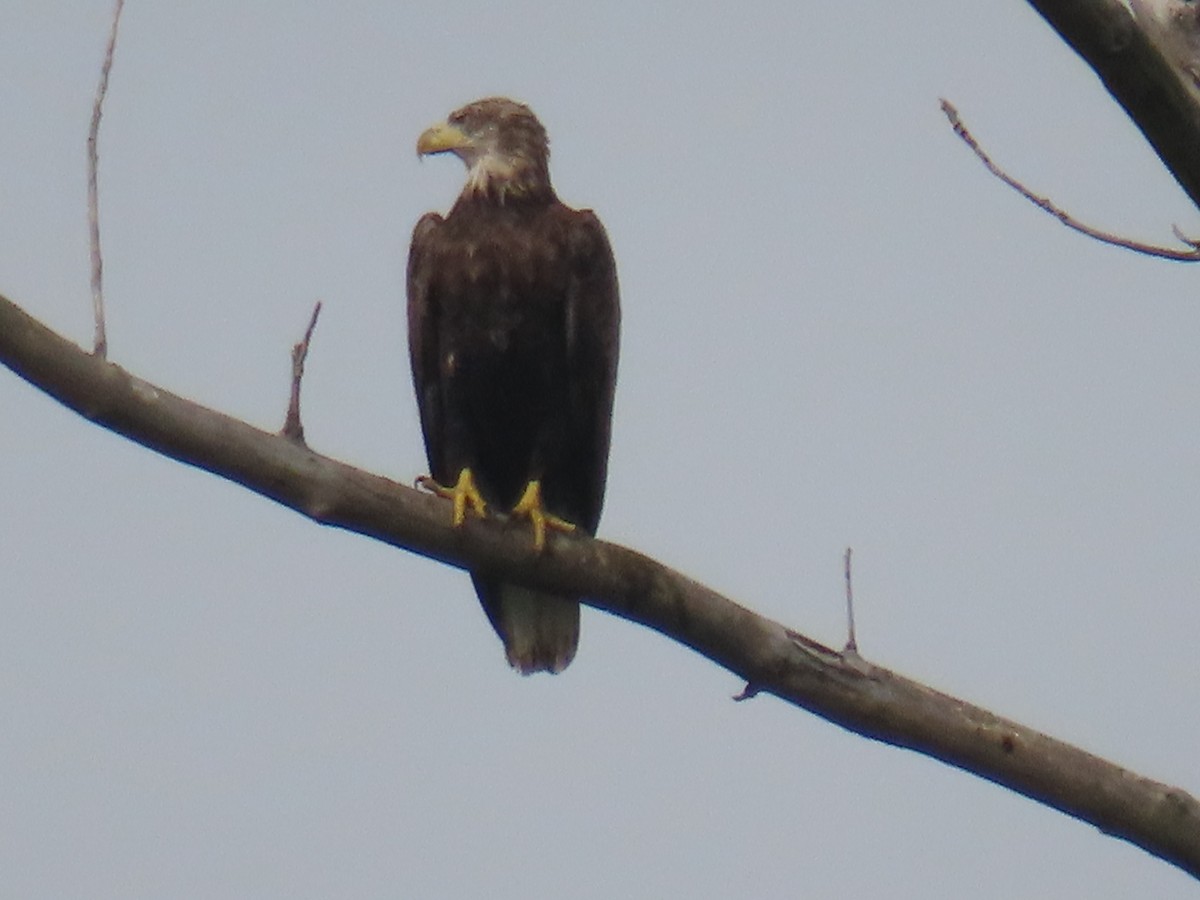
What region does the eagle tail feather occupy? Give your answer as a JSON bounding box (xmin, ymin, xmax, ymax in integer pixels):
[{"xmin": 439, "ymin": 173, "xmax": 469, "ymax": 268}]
[{"xmin": 474, "ymin": 579, "xmax": 579, "ymax": 674}]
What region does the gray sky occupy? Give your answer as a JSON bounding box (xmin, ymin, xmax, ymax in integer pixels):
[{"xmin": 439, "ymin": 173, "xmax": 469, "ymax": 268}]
[{"xmin": 2, "ymin": 2, "xmax": 1198, "ymax": 897}]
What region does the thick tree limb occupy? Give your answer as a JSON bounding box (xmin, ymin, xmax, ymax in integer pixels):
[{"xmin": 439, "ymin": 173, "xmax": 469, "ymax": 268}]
[
  {"xmin": 1026, "ymin": 0, "xmax": 1200, "ymax": 210},
  {"xmin": 2, "ymin": 290, "xmax": 1198, "ymax": 878}
]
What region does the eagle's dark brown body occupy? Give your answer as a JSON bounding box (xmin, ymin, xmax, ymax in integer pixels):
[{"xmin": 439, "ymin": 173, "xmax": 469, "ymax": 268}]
[{"xmin": 407, "ymin": 98, "xmax": 619, "ymax": 673}]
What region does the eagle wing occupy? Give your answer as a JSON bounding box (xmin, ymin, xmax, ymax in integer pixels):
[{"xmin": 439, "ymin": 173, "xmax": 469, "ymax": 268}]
[
  {"xmin": 557, "ymin": 206, "xmax": 620, "ymax": 534},
  {"xmin": 406, "ymin": 211, "xmax": 448, "ymax": 480}
]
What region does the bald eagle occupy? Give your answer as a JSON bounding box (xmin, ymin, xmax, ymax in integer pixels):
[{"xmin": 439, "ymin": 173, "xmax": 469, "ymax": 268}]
[{"xmin": 407, "ymin": 98, "xmax": 620, "ymax": 674}]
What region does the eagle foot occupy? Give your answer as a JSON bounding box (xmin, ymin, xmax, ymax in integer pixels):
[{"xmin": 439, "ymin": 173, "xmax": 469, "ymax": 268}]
[
  {"xmin": 417, "ymin": 467, "xmax": 487, "ymax": 526},
  {"xmin": 511, "ymin": 479, "xmax": 576, "ymax": 552}
]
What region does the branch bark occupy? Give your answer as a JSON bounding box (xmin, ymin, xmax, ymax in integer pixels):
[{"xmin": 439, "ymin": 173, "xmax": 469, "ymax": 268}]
[
  {"xmin": 1026, "ymin": 0, "xmax": 1200, "ymax": 210},
  {"xmin": 2, "ymin": 289, "xmax": 1197, "ymax": 877}
]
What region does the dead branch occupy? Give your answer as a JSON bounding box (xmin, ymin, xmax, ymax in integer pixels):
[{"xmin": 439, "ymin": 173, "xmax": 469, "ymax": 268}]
[
  {"xmin": 1, "ymin": 289, "xmax": 1197, "ymax": 879},
  {"xmin": 86, "ymin": 0, "xmax": 125, "ymax": 358},
  {"xmin": 1026, "ymin": 0, "xmax": 1200, "ymax": 212},
  {"xmin": 942, "ymin": 99, "xmax": 1200, "ymax": 260},
  {"xmin": 843, "ymin": 546, "xmax": 858, "ymax": 653},
  {"xmin": 281, "ymin": 301, "xmax": 323, "ymax": 443}
]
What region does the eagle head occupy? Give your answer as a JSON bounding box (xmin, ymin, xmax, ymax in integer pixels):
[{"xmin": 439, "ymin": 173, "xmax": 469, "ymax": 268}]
[{"xmin": 417, "ymin": 97, "xmax": 553, "ymax": 201}]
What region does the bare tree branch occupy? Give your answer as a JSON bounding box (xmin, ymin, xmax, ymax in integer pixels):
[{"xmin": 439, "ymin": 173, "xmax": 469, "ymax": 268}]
[
  {"xmin": 843, "ymin": 547, "xmax": 858, "ymax": 653},
  {"xmin": 1, "ymin": 289, "xmax": 1197, "ymax": 878},
  {"xmin": 1026, "ymin": 0, "xmax": 1200, "ymax": 211},
  {"xmin": 941, "ymin": 98, "xmax": 1200, "ymax": 259},
  {"xmin": 86, "ymin": 0, "xmax": 124, "ymax": 358},
  {"xmin": 281, "ymin": 300, "xmax": 322, "ymax": 444}
]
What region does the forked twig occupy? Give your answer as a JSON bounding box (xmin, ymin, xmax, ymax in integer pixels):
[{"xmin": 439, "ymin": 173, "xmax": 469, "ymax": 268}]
[
  {"xmin": 940, "ymin": 99, "xmax": 1200, "ymax": 262},
  {"xmin": 87, "ymin": 0, "xmax": 126, "ymax": 358}
]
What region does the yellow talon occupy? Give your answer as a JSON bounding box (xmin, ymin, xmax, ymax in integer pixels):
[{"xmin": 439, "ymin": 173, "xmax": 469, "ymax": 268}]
[
  {"xmin": 511, "ymin": 479, "xmax": 576, "ymax": 551},
  {"xmin": 417, "ymin": 467, "xmax": 487, "ymax": 526}
]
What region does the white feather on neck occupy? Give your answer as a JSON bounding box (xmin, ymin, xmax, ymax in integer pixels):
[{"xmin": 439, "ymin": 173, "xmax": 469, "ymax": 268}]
[{"xmin": 462, "ymin": 152, "xmax": 540, "ymax": 200}]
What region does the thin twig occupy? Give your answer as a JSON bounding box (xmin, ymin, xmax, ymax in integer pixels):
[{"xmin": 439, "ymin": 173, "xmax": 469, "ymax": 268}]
[
  {"xmin": 87, "ymin": 0, "xmax": 125, "ymax": 358},
  {"xmin": 843, "ymin": 547, "xmax": 858, "ymax": 654},
  {"xmin": 732, "ymin": 683, "xmax": 760, "ymax": 701},
  {"xmin": 940, "ymin": 99, "xmax": 1200, "ymax": 262},
  {"xmin": 282, "ymin": 301, "xmax": 323, "ymax": 443}
]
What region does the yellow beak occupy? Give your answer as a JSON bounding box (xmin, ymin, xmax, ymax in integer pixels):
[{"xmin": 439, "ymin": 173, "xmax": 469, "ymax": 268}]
[{"xmin": 417, "ymin": 121, "xmax": 471, "ymax": 156}]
